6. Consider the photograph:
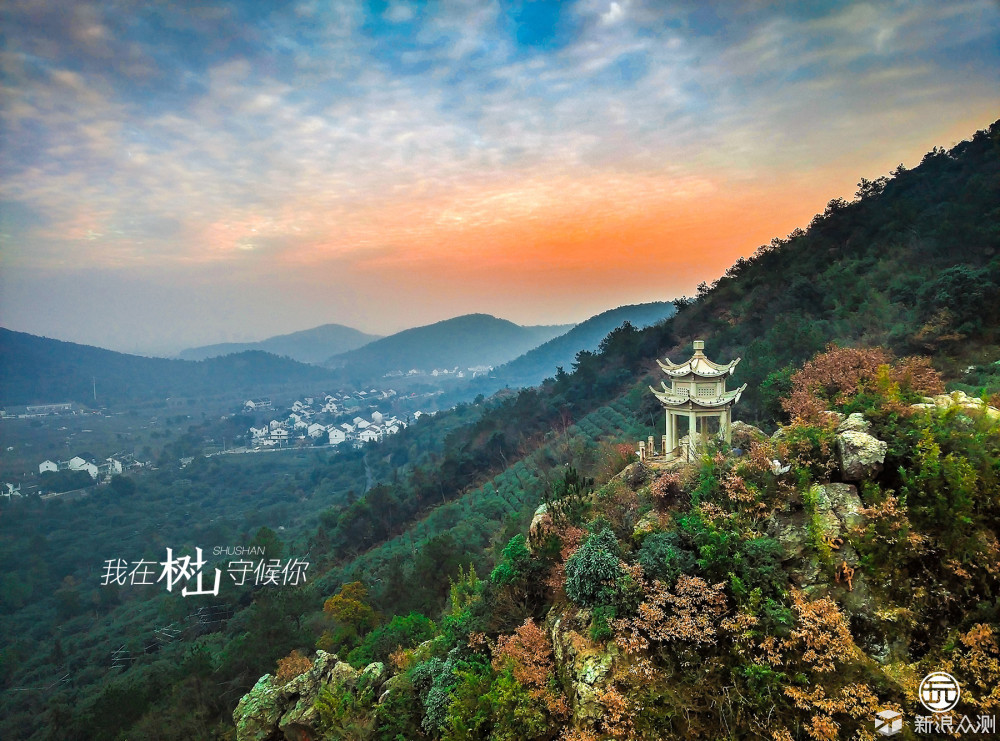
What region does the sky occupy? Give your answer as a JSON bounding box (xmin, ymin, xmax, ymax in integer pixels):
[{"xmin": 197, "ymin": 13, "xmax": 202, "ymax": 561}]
[{"xmin": 0, "ymin": 1, "xmax": 997, "ymax": 356}]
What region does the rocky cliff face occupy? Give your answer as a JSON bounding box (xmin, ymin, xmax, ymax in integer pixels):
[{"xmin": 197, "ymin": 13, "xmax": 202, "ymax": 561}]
[{"xmin": 233, "ymin": 651, "xmax": 386, "ymax": 741}]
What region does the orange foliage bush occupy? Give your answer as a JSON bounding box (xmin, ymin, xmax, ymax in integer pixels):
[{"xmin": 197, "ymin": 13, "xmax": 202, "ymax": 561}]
[
  {"xmin": 650, "ymin": 472, "xmax": 682, "ymax": 508},
  {"xmin": 596, "ymin": 684, "xmax": 633, "ymax": 740},
  {"xmin": 545, "ymin": 526, "xmax": 587, "ymax": 595},
  {"xmin": 493, "ymin": 619, "xmax": 568, "ymax": 718},
  {"xmin": 788, "ymin": 591, "xmax": 858, "ymax": 673},
  {"xmin": 785, "ymin": 684, "xmax": 885, "ymax": 741},
  {"xmin": 722, "ymin": 471, "xmax": 756, "ymax": 505},
  {"xmin": 559, "ymin": 729, "xmax": 601, "ymax": 741},
  {"xmin": 493, "ymin": 619, "xmax": 553, "ymax": 687},
  {"xmin": 602, "ymin": 442, "xmax": 639, "ymax": 479},
  {"xmin": 781, "ymin": 345, "xmax": 944, "ymax": 422},
  {"xmin": 614, "ymin": 574, "xmax": 727, "ymax": 654},
  {"xmin": 275, "ymin": 649, "xmax": 313, "ymax": 685},
  {"xmin": 946, "ymin": 623, "xmax": 1000, "ymax": 711}
]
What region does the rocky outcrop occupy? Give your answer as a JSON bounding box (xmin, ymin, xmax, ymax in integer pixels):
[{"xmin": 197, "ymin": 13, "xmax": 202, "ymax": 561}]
[
  {"xmin": 548, "ymin": 609, "xmax": 618, "ymax": 731},
  {"xmin": 836, "ymin": 412, "xmax": 871, "ymax": 434},
  {"xmin": 631, "ymin": 510, "xmax": 661, "ymax": 541},
  {"xmin": 729, "ymin": 421, "xmax": 767, "ymax": 449},
  {"xmin": 233, "ymin": 651, "xmax": 385, "ymax": 741},
  {"xmin": 836, "ymin": 429, "xmax": 887, "ymax": 481},
  {"xmin": 819, "ymin": 410, "xmax": 846, "ymax": 426},
  {"xmin": 528, "ymin": 502, "xmax": 552, "ymax": 552},
  {"xmin": 911, "ymin": 390, "xmax": 1000, "ymax": 419},
  {"xmin": 766, "ymin": 483, "xmax": 871, "ymax": 611},
  {"xmin": 614, "ymin": 461, "xmax": 650, "ymax": 487}
]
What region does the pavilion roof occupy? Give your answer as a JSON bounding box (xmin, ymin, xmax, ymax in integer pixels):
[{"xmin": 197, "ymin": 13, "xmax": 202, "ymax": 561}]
[
  {"xmin": 656, "ymin": 354, "xmax": 741, "ymax": 378},
  {"xmin": 648, "ymin": 382, "xmax": 747, "ymax": 409}
]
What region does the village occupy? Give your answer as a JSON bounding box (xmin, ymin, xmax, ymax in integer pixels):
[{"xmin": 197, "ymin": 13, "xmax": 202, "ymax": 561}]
[
  {"xmin": 0, "ymin": 383, "xmax": 434, "ymax": 500},
  {"xmin": 243, "ymin": 389, "xmax": 430, "ymax": 449}
]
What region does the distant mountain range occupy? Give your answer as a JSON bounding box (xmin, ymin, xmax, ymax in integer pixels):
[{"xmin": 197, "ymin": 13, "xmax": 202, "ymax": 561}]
[
  {"xmin": 0, "ymin": 307, "xmax": 676, "ymax": 407},
  {"xmin": 0, "ymin": 328, "xmax": 335, "ymax": 406},
  {"xmin": 491, "ymin": 302, "xmax": 677, "ymax": 388},
  {"xmin": 324, "ymin": 314, "xmax": 575, "ymax": 380},
  {"xmin": 178, "ymin": 323, "xmax": 380, "ymax": 364}
]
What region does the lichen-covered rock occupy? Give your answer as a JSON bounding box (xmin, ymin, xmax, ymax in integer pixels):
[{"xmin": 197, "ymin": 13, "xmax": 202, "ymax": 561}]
[
  {"xmin": 837, "ymin": 412, "xmax": 871, "ymax": 434},
  {"xmin": 836, "ymin": 429, "xmax": 887, "ymax": 481},
  {"xmin": 631, "ymin": 510, "xmax": 661, "ymax": 541},
  {"xmin": 378, "ymin": 672, "xmax": 408, "ymax": 704},
  {"xmin": 911, "ymin": 390, "xmax": 1000, "ymax": 419},
  {"xmin": 766, "ymin": 483, "xmax": 871, "ymax": 611},
  {"xmin": 359, "ymin": 661, "xmax": 386, "ymax": 692},
  {"xmin": 729, "ymin": 420, "xmax": 767, "ymax": 448},
  {"xmin": 548, "ymin": 609, "xmax": 618, "ymax": 731},
  {"xmin": 528, "ymin": 502, "xmax": 552, "ymax": 552},
  {"xmin": 817, "ymin": 482, "xmax": 865, "ymax": 531},
  {"xmin": 233, "ymin": 650, "xmax": 361, "ymax": 741},
  {"xmin": 819, "ymin": 410, "xmax": 846, "ymax": 426},
  {"xmin": 233, "ymin": 674, "xmax": 285, "ymax": 741}
]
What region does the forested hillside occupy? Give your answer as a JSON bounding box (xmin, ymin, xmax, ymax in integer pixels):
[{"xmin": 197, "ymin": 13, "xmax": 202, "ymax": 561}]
[
  {"xmin": 466, "ymin": 302, "xmax": 677, "ymax": 396},
  {"xmin": 1, "ymin": 121, "xmax": 998, "ymax": 741},
  {"xmin": 323, "ymin": 314, "xmax": 574, "ymax": 379},
  {"xmin": 0, "ymin": 330, "xmax": 337, "ymax": 406}
]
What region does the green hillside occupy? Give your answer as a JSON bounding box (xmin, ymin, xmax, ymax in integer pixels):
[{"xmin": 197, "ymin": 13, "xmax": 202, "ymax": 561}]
[{"xmin": 475, "ymin": 302, "xmax": 677, "ymax": 393}]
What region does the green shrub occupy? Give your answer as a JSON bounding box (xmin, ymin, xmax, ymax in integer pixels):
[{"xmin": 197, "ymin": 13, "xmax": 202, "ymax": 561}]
[
  {"xmin": 636, "ymin": 531, "xmax": 695, "ymax": 586},
  {"xmin": 347, "ymin": 612, "xmax": 436, "ymax": 668},
  {"xmin": 490, "ymin": 535, "xmax": 533, "ymax": 586},
  {"xmin": 565, "ymin": 529, "xmax": 624, "ymax": 608}
]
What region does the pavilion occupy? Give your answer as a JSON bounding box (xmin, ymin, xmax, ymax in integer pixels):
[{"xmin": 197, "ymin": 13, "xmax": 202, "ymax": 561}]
[{"xmin": 644, "ymin": 340, "xmax": 746, "ymax": 461}]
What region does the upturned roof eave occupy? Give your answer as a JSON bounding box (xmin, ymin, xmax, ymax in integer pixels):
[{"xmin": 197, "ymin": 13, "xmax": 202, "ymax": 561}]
[
  {"xmin": 655, "ymin": 356, "xmax": 742, "ymax": 378},
  {"xmin": 648, "ymin": 383, "xmax": 747, "ymax": 408}
]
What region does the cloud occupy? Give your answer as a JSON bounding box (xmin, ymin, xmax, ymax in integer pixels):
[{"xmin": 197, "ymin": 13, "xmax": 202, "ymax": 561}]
[
  {"xmin": 383, "ymin": 2, "xmax": 415, "ymax": 24},
  {"xmin": 601, "ymin": 1, "xmax": 626, "ymax": 25},
  {"xmin": 0, "ymin": 0, "xmax": 997, "ymax": 346}
]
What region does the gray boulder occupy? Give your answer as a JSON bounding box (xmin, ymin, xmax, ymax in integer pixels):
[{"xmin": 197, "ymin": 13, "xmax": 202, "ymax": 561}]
[
  {"xmin": 836, "ymin": 430, "xmax": 887, "ymax": 481},
  {"xmin": 912, "ymin": 390, "xmax": 1000, "ymax": 420},
  {"xmin": 528, "ymin": 502, "xmax": 551, "ymax": 552},
  {"xmin": 837, "ymin": 413, "xmax": 871, "ymax": 434},
  {"xmin": 766, "ymin": 484, "xmax": 870, "ymax": 606},
  {"xmin": 729, "ymin": 420, "xmax": 768, "ymax": 449}
]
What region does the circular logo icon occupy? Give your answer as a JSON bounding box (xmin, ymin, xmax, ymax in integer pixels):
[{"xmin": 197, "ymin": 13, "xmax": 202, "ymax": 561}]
[{"xmin": 919, "ymin": 671, "xmax": 961, "ymax": 713}]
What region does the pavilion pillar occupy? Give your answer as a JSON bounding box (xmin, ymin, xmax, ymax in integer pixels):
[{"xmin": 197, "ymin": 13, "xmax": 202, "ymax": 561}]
[{"xmin": 688, "ymin": 410, "xmax": 697, "ymax": 460}]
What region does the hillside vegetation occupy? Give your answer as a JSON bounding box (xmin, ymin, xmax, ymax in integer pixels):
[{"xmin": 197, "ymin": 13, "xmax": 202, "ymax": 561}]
[
  {"xmin": 469, "ymin": 302, "xmax": 677, "ymax": 396},
  {"xmin": 220, "ymin": 120, "xmax": 1000, "ymax": 740},
  {"xmin": 239, "ymin": 348, "xmax": 999, "ymax": 740}
]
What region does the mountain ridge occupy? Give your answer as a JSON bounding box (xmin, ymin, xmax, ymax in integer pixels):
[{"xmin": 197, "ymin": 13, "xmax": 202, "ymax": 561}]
[
  {"xmin": 323, "ymin": 313, "xmax": 575, "ymax": 379},
  {"xmin": 0, "ymin": 328, "xmax": 336, "ymax": 406},
  {"xmin": 177, "ymin": 323, "xmax": 381, "ymax": 364}
]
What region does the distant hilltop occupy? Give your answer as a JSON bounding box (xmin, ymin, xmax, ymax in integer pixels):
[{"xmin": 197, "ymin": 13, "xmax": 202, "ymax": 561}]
[{"xmin": 177, "ymin": 323, "xmax": 381, "ymax": 365}]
